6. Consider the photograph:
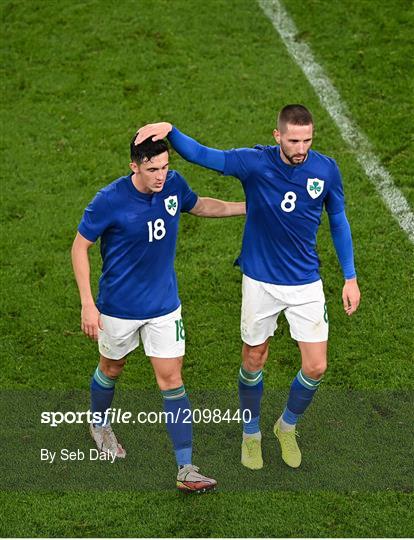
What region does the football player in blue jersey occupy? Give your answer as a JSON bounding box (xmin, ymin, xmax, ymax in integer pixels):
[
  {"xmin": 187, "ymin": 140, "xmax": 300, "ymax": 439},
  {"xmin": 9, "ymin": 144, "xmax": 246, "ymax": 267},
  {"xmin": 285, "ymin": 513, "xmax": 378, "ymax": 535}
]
[
  {"xmin": 71, "ymin": 134, "xmax": 245, "ymax": 493},
  {"xmin": 136, "ymin": 104, "xmax": 361, "ymax": 470}
]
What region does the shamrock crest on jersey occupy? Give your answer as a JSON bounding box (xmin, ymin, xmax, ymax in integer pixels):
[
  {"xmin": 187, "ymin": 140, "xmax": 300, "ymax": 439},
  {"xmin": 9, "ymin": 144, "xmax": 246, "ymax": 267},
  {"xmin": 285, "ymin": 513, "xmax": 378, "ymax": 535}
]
[
  {"xmin": 307, "ymin": 178, "xmax": 324, "ymax": 199},
  {"xmin": 164, "ymin": 195, "xmax": 178, "ymax": 216}
]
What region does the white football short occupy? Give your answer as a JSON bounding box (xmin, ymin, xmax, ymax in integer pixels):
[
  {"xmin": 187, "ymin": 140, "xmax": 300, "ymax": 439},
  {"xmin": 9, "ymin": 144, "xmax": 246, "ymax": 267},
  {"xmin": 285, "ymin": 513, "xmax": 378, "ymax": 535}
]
[
  {"xmin": 241, "ymin": 275, "xmax": 328, "ymax": 345},
  {"xmin": 98, "ymin": 306, "xmax": 185, "ymax": 360}
]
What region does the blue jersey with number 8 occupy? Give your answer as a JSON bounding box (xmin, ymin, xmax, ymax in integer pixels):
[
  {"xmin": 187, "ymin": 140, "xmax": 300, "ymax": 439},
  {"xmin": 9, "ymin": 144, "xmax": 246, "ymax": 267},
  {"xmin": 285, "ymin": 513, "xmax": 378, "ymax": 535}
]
[{"xmin": 223, "ymin": 145, "xmax": 345, "ymax": 285}]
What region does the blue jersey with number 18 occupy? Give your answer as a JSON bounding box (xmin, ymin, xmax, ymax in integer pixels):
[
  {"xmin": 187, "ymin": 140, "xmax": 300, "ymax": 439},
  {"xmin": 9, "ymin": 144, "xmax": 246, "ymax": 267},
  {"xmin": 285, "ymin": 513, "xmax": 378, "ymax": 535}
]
[
  {"xmin": 78, "ymin": 171, "xmax": 198, "ymax": 320},
  {"xmin": 223, "ymin": 145, "xmax": 345, "ymax": 285}
]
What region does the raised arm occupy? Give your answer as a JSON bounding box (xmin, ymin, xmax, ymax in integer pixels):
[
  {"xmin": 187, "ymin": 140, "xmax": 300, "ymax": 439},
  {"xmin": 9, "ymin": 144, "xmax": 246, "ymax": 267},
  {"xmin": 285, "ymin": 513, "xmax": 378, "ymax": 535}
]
[
  {"xmin": 189, "ymin": 197, "xmax": 246, "ymax": 218},
  {"xmin": 328, "ymin": 211, "xmax": 360, "ymax": 316},
  {"xmin": 135, "ymin": 123, "xmax": 226, "ymax": 173},
  {"xmin": 71, "ymin": 232, "xmax": 102, "ymax": 340}
]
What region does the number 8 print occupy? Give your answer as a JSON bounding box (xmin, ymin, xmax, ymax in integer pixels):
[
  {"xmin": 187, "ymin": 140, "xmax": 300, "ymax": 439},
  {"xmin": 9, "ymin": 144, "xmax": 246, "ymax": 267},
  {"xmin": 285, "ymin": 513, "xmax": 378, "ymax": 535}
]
[{"xmin": 281, "ymin": 191, "xmax": 297, "ymax": 213}]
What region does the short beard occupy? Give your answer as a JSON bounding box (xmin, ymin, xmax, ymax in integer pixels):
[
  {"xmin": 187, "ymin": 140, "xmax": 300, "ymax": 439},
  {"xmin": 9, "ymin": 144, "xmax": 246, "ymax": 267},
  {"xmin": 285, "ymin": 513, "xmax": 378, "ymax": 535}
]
[{"xmin": 280, "ymin": 144, "xmax": 307, "ymax": 165}]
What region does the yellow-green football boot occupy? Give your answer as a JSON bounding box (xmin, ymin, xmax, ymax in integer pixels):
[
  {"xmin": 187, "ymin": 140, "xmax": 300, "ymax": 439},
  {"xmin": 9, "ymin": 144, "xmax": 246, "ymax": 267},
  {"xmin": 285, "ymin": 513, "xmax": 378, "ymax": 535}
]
[
  {"xmin": 241, "ymin": 436, "xmax": 263, "ymax": 470},
  {"xmin": 273, "ymin": 418, "xmax": 301, "ymax": 468}
]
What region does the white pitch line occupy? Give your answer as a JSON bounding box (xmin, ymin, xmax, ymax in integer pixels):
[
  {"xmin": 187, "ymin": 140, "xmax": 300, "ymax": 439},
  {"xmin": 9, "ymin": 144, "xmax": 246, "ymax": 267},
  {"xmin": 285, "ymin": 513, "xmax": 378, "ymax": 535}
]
[{"xmin": 258, "ymin": 0, "xmax": 414, "ymax": 244}]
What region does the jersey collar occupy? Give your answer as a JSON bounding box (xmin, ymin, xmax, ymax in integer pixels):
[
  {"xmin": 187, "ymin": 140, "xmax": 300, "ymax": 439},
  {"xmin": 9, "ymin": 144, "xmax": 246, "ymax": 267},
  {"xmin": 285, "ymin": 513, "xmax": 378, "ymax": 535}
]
[
  {"xmin": 126, "ymin": 174, "xmax": 154, "ymax": 200},
  {"xmin": 273, "ymin": 147, "xmax": 315, "ymax": 186}
]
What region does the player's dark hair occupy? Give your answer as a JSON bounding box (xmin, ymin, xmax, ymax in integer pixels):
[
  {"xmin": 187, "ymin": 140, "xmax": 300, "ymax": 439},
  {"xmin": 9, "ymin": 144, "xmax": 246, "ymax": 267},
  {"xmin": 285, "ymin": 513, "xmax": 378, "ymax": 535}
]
[
  {"xmin": 277, "ymin": 104, "xmax": 313, "ymax": 131},
  {"xmin": 130, "ymin": 133, "xmax": 169, "ymax": 164}
]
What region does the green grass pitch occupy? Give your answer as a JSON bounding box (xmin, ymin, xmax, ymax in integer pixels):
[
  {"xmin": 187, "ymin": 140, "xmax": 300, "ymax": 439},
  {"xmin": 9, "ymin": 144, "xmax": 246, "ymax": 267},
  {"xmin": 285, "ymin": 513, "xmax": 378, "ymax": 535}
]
[{"xmin": 1, "ymin": 0, "xmax": 413, "ymax": 536}]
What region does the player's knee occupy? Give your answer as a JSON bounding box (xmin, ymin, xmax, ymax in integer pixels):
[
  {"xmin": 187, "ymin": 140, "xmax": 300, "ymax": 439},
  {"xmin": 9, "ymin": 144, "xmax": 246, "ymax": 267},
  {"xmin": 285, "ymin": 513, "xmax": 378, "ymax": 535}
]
[
  {"xmin": 243, "ymin": 343, "xmax": 268, "ymax": 371},
  {"xmin": 157, "ymin": 373, "xmax": 183, "ymax": 391},
  {"xmin": 100, "ymin": 358, "xmax": 126, "ymax": 379},
  {"xmin": 304, "ymin": 362, "xmax": 327, "ymax": 380}
]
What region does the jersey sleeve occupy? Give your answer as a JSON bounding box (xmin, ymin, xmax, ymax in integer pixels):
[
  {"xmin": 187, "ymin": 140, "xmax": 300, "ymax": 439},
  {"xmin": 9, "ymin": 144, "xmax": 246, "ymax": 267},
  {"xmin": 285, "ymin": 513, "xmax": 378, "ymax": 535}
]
[
  {"xmin": 78, "ymin": 190, "xmax": 113, "ymax": 242},
  {"xmin": 324, "ymin": 162, "xmax": 345, "ymax": 215},
  {"xmin": 328, "ymin": 210, "xmax": 356, "ymax": 279},
  {"xmin": 222, "ymin": 148, "xmax": 259, "ymax": 182},
  {"xmin": 169, "ymin": 127, "xmax": 225, "ymax": 173},
  {"xmin": 178, "ymin": 175, "xmax": 198, "ymax": 213}
]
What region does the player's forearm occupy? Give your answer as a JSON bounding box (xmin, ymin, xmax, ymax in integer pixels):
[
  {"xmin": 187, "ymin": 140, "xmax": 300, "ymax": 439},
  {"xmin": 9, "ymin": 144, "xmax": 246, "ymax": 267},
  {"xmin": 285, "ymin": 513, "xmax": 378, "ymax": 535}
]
[
  {"xmin": 194, "ymin": 198, "xmax": 245, "ymax": 218},
  {"xmin": 222, "ymin": 201, "xmax": 246, "ymax": 217},
  {"xmin": 168, "ymin": 127, "xmax": 226, "ymax": 173},
  {"xmin": 328, "ymin": 211, "xmax": 356, "ymax": 279},
  {"xmin": 71, "ymin": 243, "xmax": 95, "ymax": 306}
]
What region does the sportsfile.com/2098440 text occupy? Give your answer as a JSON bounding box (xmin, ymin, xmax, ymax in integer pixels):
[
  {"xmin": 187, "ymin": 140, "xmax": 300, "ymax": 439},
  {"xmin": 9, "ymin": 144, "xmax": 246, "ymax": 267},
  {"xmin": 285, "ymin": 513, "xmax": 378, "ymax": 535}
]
[{"xmin": 40, "ymin": 408, "xmax": 251, "ymax": 427}]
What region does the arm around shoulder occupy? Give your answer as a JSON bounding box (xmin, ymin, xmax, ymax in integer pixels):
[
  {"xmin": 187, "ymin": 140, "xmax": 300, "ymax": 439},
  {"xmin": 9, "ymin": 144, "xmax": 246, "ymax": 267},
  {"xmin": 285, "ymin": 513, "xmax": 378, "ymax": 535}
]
[{"xmin": 189, "ymin": 197, "xmax": 246, "ymax": 218}]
